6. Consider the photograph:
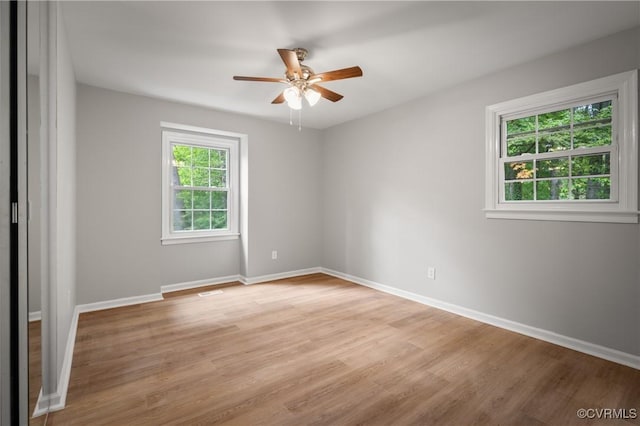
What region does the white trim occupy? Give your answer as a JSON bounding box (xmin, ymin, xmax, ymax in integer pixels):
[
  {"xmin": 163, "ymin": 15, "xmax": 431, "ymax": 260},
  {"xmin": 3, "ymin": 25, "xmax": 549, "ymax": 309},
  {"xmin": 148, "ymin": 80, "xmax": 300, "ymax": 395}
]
[
  {"xmin": 161, "ymin": 274, "xmax": 241, "ymax": 294},
  {"xmin": 240, "ymin": 267, "xmax": 322, "ymax": 285},
  {"xmin": 32, "ymin": 389, "xmax": 47, "ymax": 418},
  {"xmin": 161, "ymin": 124, "xmax": 246, "ymax": 245},
  {"xmin": 160, "ymin": 233, "xmax": 239, "ymax": 245},
  {"xmin": 33, "ymin": 305, "xmax": 80, "ymax": 416},
  {"xmin": 28, "ymin": 311, "xmax": 41, "ymax": 322},
  {"xmin": 320, "ymin": 268, "xmax": 640, "ymax": 370},
  {"xmin": 76, "ymin": 293, "xmax": 163, "ymax": 314},
  {"xmin": 484, "ymin": 208, "xmax": 640, "ymax": 223},
  {"xmin": 161, "ymin": 121, "xmax": 244, "ymax": 140},
  {"xmin": 485, "ymin": 70, "xmax": 638, "ymax": 223}
]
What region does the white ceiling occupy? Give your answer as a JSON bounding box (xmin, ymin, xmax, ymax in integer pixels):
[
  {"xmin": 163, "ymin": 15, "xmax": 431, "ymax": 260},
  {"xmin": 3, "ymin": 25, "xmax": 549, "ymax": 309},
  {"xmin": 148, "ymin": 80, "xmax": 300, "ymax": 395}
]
[{"xmin": 60, "ymin": 1, "xmax": 640, "ymax": 129}]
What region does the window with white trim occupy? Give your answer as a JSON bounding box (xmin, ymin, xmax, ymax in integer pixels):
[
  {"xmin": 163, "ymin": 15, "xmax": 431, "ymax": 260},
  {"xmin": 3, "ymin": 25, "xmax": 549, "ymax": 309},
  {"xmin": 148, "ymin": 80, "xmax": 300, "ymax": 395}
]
[
  {"xmin": 161, "ymin": 123, "xmax": 242, "ymax": 244},
  {"xmin": 485, "ymin": 70, "xmax": 638, "ymax": 223}
]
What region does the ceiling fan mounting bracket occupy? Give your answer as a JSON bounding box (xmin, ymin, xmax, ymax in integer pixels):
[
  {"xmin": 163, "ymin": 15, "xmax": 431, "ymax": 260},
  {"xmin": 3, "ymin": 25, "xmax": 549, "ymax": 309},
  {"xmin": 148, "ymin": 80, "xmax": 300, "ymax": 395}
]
[{"xmin": 293, "ymin": 47, "xmax": 308, "ymax": 62}]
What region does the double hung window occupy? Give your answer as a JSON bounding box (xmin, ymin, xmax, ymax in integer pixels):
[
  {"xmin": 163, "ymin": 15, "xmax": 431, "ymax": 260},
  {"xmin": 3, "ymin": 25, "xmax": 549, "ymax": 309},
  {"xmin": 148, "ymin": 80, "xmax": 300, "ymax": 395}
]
[
  {"xmin": 485, "ymin": 71, "xmax": 637, "ymax": 223},
  {"xmin": 161, "ymin": 123, "xmax": 242, "ymax": 244}
]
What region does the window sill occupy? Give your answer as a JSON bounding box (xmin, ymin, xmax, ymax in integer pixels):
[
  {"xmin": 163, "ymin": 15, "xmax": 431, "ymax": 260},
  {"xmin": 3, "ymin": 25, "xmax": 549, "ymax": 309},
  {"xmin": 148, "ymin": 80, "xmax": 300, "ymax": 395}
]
[
  {"xmin": 484, "ymin": 209, "xmax": 639, "ymax": 223},
  {"xmin": 161, "ymin": 233, "xmax": 240, "ymax": 245}
]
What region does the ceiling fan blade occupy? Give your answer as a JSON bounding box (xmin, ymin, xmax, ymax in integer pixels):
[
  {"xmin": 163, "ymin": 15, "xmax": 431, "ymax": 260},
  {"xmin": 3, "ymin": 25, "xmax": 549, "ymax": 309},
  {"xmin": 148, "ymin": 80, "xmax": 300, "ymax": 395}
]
[
  {"xmin": 277, "ymin": 48, "xmax": 302, "ymax": 78},
  {"xmin": 233, "ymin": 76, "xmax": 287, "ymax": 83},
  {"xmin": 271, "ymin": 92, "xmax": 285, "ymax": 104},
  {"xmin": 311, "ymin": 85, "xmax": 344, "ymax": 102},
  {"xmin": 310, "ymin": 66, "xmax": 363, "ymax": 82}
]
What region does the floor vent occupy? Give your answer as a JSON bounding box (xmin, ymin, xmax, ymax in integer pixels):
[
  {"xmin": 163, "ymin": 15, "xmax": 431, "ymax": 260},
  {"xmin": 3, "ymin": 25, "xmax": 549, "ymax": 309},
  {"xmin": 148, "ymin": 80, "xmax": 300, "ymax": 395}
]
[{"xmin": 199, "ymin": 289, "xmax": 224, "ymax": 297}]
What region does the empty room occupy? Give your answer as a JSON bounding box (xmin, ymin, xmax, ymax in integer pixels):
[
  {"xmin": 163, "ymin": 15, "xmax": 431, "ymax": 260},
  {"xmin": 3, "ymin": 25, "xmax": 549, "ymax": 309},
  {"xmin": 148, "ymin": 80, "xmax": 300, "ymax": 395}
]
[{"xmin": 1, "ymin": 1, "xmax": 639, "ymax": 425}]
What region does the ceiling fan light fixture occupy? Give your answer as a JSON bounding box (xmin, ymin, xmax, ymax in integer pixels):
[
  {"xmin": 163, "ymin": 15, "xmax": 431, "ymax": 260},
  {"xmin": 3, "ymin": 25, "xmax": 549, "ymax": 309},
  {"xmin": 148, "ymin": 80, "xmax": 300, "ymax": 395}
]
[
  {"xmin": 233, "ymin": 47, "xmax": 363, "ymax": 117},
  {"xmin": 304, "ymin": 87, "xmax": 321, "ymax": 107},
  {"xmin": 284, "ymin": 86, "xmax": 302, "ymax": 110}
]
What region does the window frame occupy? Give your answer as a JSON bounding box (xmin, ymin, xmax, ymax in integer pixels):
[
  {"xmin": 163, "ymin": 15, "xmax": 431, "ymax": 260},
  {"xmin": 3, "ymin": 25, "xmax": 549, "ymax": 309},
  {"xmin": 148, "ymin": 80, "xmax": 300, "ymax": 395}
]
[
  {"xmin": 485, "ymin": 70, "xmax": 638, "ymax": 223},
  {"xmin": 161, "ymin": 122, "xmax": 243, "ymax": 245}
]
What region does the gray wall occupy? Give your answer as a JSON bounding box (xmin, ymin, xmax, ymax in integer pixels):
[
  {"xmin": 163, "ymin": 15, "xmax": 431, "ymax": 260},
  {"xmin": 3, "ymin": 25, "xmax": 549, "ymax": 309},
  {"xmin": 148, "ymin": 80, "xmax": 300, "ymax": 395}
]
[
  {"xmin": 74, "ymin": 26, "xmax": 638, "ymax": 359},
  {"xmin": 321, "ymin": 27, "xmax": 640, "ymax": 356},
  {"xmin": 76, "ymin": 85, "xmax": 322, "ymax": 304},
  {"xmin": 54, "ymin": 3, "xmax": 77, "ymax": 377}
]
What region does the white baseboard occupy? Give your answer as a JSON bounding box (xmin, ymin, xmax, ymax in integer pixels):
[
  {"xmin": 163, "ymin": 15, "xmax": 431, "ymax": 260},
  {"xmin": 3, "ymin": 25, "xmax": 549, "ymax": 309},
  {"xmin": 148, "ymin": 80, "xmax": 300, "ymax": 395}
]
[
  {"xmin": 161, "ymin": 274, "xmax": 241, "ymax": 294},
  {"xmin": 160, "ymin": 268, "xmax": 321, "ymax": 294},
  {"xmin": 33, "ymin": 305, "xmax": 80, "ymax": 416},
  {"xmin": 32, "ymin": 389, "xmax": 47, "ymax": 418},
  {"xmin": 78, "ymin": 269, "xmax": 322, "ymax": 313},
  {"xmin": 29, "ymin": 310, "xmax": 41, "ymax": 322},
  {"xmin": 240, "ymin": 267, "xmax": 322, "ymax": 285},
  {"xmin": 76, "ymin": 293, "xmax": 164, "ymax": 314},
  {"xmin": 320, "ymin": 268, "xmax": 640, "ymax": 370}
]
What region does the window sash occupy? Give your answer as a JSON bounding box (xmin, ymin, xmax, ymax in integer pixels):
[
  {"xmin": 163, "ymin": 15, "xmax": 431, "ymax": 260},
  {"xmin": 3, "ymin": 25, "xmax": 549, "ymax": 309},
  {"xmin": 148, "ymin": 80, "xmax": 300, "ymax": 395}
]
[
  {"xmin": 498, "ymin": 94, "xmax": 618, "ymax": 203},
  {"xmin": 161, "ymin": 125, "xmax": 242, "ymax": 243}
]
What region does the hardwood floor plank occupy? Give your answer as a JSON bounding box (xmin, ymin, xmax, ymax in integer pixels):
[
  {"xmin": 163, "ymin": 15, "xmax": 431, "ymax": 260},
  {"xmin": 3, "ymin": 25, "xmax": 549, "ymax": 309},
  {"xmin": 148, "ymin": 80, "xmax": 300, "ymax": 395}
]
[{"xmin": 40, "ymin": 274, "xmax": 640, "ymax": 425}]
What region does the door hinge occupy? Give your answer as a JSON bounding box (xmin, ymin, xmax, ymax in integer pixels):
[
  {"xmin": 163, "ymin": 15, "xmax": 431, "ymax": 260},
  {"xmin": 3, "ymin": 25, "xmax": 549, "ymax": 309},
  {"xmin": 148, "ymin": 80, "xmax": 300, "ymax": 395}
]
[{"xmin": 11, "ymin": 202, "xmax": 18, "ymax": 224}]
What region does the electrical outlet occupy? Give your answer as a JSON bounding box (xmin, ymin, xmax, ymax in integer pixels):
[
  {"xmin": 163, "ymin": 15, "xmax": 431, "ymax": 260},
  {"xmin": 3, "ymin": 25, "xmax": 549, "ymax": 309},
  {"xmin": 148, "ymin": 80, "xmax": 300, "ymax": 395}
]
[
  {"xmin": 271, "ymin": 250, "xmax": 278, "ymax": 260},
  {"xmin": 427, "ymin": 267, "xmax": 436, "ymax": 280}
]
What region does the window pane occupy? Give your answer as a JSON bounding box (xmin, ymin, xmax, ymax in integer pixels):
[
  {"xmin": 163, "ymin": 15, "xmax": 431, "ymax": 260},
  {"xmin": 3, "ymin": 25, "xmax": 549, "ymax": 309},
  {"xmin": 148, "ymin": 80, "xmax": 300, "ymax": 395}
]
[
  {"xmin": 211, "ymin": 169, "xmax": 227, "ymax": 188},
  {"xmin": 573, "ymin": 125, "xmax": 611, "ymax": 149},
  {"xmin": 192, "ymin": 167, "xmax": 209, "ymax": 187},
  {"xmin": 172, "ymin": 144, "xmax": 191, "ymax": 166},
  {"xmin": 212, "ymin": 191, "xmax": 227, "ymax": 209},
  {"xmin": 173, "ymin": 210, "xmax": 192, "ymax": 231},
  {"xmin": 193, "ymin": 211, "xmax": 211, "ymax": 230},
  {"xmin": 173, "ymin": 190, "xmax": 192, "ymax": 210},
  {"xmin": 538, "ymin": 109, "xmax": 570, "ymax": 130},
  {"xmin": 192, "ymin": 147, "xmax": 209, "ymax": 167},
  {"xmin": 571, "ymin": 177, "xmax": 610, "ymax": 200},
  {"xmin": 505, "ymin": 161, "xmax": 534, "ymax": 180},
  {"xmin": 504, "ymin": 181, "xmax": 534, "ymax": 201},
  {"xmin": 537, "ymin": 157, "xmax": 569, "ymax": 178},
  {"xmin": 173, "ymin": 166, "xmax": 192, "ymax": 186},
  {"xmin": 572, "ymin": 153, "xmax": 610, "ymax": 177},
  {"xmin": 211, "ymin": 149, "xmax": 227, "ymax": 169},
  {"xmin": 506, "ymin": 116, "xmax": 536, "ymax": 136},
  {"xmin": 573, "ymin": 101, "xmax": 612, "ymax": 123},
  {"xmin": 212, "ymin": 211, "xmax": 228, "ymax": 229},
  {"xmin": 506, "ymin": 135, "xmax": 536, "ymax": 157},
  {"xmin": 536, "ymin": 179, "xmax": 570, "ymax": 200},
  {"xmin": 193, "ymin": 190, "xmax": 210, "ymax": 210},
  {"xmin": 538, "ymin": 130, "xmax": 570, "ymax": 153}
]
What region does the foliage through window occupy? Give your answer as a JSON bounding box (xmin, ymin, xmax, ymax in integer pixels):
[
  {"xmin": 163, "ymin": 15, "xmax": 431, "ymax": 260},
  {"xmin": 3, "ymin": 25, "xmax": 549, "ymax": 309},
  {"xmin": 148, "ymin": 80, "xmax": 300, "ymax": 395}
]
[
  {"xmin": 502, "ymin": 99, "xmax": 614, "ymax": 202},
  {"xmin": 161, "ymin": 123, "xmax": 242, "ymax": 244},
  {"xmin": 485, "ymin": 70, "xmax": 638, "ymax": 223},
  {"xmin": 172, "ymin": 144, "xmax": 229, "ymax": 231}
]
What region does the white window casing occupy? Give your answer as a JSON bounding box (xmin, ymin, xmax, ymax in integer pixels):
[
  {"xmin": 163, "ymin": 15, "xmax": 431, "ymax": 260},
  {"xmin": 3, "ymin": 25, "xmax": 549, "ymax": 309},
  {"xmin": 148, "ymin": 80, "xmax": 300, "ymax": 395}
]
[
  {"xmin": 161, "ymin": 122, "xmax": 245, "ymax": 244},
  {"xmin": 485, "ymin": 70, "xmax": 638, "ymax": 223}
]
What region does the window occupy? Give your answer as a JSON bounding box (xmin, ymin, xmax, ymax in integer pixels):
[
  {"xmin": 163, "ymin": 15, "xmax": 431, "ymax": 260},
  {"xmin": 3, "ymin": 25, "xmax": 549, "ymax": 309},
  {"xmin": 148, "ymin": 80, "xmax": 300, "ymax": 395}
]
[
  {"xmin": 161, "ymin": 122, "xmax": 243, "ymax": 244},
  {"xmin": 485, "ymin": 70, "xmax": 638, "ymax": 223}
]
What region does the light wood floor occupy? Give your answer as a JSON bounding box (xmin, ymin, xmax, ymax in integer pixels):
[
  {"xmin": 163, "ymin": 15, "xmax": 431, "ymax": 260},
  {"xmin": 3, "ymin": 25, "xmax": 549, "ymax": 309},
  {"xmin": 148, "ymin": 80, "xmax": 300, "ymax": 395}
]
[
  {"xmin": 28, "ymin": 320, "xmax": 45, "ymax": 426},
  {"xmin": 36, "ymin": 273, "xmax": 638, "ymax": 425}
]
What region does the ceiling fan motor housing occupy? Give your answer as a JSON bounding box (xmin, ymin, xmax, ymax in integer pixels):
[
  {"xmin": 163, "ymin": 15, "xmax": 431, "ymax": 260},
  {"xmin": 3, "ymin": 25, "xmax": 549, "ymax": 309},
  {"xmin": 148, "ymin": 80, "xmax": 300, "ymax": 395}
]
[{"xmin": 285, "ymin": 48, "xmax": 313, "ymax": 81}]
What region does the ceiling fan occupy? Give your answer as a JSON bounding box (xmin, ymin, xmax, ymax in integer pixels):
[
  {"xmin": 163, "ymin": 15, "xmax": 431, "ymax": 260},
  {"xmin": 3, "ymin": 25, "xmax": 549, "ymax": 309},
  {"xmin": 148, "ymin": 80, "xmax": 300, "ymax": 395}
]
[{"xmin": 233, "ymin": 48, "xmax": 363, "ymax": 110}]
